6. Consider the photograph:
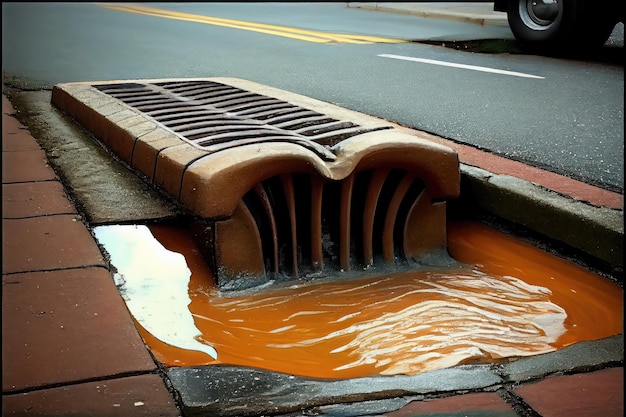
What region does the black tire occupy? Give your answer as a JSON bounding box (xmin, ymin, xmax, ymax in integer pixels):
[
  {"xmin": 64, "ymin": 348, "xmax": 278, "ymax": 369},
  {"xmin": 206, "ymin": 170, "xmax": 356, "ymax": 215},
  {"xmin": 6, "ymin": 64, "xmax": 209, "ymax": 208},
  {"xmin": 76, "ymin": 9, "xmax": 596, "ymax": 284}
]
[{"xmin": 507, "ymin": 0, "xmax": 617, "ymax": 55}]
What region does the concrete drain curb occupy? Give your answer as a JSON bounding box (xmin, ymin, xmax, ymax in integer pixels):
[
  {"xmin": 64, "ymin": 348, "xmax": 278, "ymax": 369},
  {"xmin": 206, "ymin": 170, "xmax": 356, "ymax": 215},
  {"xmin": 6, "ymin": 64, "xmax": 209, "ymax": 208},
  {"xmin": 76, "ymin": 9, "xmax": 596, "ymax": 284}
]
[
  {"xmin": 51, "ymin": 78, "xmax": 459, "ymax": 217},
  {"xmin": 51, "ymin": 78, "xmax": 462, "ymax": 287}
]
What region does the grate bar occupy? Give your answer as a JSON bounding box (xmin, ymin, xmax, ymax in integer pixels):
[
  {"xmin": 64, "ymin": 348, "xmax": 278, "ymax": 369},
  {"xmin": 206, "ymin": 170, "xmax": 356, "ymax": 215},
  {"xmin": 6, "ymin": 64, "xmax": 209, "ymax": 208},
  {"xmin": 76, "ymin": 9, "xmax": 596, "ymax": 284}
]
[
  {"xmin": 192, "ymin": 92, "xmax": 260, "ymax": 106},
  {"xmin": 339, "ymin": 174, "xmax": 354, "ymax": 272},
  {"xmin": 262, "ymin": 110, "xmax": 322, "ymax": 124},
  {"xmin": 281, "ymin": 175, "xmax": 299, "ymax": 278},
  {"xmin": 310, "ymin": 177, "xmax": 325, "ymax": 270},
  {"xmin": 142, "ymin": 106, "xmax": 214, "ymax": 118},
  {"xmin": 134, "ymin": 100, "xmax": 195, "ymax": 115},
  {"xmin": 176, "ymin": 88, "xmax": 248, "ymax": 99},
  {"xmin": 231, "ymin": 101, "xmax": 293, "ymax": 116},
  {"xmin": 134, "ymin": 100, "xmax": 186, "ymax": 112},
  {"xmin": 382, "ymin": 172, "xmax": 417, "ymax": 262},
  {"xmin": 180, "ymin": 124, "xmax": 273, "ymax": 139},
  {"xmin": 111, "ymin": 92, "xmax": 162, "ymax": 101},
  {"xmin": 155, "ymin": 110, "xmax": 224, "ymax": 122},
  {"xmin": 234, "ymin": 106, "xmax": 304, "ymax": 120},
  {"xmin": 191, "ymin": 129, "xmax": 295, "ymax": 142},
  {"xmin": 155, "ymin": 80, "xmax": 226, "ymax": 89},
  {"xmin": 362, "ymin": 169, "xmax": 390, "ymax": 266},
  {"xmin": 196, "ymin": 136, "xmax": 336, "ymax": 160},
  {"xmin": 273, "ymin": 115, "xmax": 335, "ymax": 130},
  {"xmin": 161, "ymin": 117, "xmax": 258, "ymax": 129},
  {"xmin": 295, "ymin": 121, "xmax": 358, "ymax": 136},
  {"xmin": 253, "ymin": 184, "xmax": 279, "ymax": 275}
]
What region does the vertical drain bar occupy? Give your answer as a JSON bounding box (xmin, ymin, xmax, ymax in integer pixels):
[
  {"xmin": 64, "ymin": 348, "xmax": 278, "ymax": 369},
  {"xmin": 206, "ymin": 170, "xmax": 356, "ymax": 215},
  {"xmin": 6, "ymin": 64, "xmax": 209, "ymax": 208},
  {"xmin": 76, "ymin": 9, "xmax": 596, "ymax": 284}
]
[{"xmin": 52, "ymin": 77, "xmax": 461, "ymax": 290}]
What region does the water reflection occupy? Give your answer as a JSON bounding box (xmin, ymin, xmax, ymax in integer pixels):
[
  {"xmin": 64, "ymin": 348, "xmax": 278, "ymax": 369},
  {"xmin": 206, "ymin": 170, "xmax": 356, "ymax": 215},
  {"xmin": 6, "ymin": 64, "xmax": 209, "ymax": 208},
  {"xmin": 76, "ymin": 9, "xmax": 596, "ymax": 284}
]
[
  {"xmin": 93, "ymin": 222, "xmax": 622, "ymax": 379},
  {"xmin": 93, "ymin": 225, "xmax": 218, "ymax": 359}
]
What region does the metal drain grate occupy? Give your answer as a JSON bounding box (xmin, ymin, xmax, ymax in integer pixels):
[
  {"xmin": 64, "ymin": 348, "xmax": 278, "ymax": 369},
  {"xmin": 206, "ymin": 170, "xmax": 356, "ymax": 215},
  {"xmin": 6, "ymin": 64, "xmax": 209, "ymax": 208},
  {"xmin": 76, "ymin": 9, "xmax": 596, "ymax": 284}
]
[
  {"xmin": 52, "ymin": 78, "xmax": 460, "ymax": 289},
  {"xmin": 93, "ymin": 80, "xmax": 390, "ymax": 160}
]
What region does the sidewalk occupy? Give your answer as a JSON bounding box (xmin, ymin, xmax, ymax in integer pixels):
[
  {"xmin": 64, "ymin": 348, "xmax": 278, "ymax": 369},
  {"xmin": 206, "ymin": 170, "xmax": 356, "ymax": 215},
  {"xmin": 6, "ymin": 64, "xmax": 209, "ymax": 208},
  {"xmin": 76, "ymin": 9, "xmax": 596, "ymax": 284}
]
[
  {"xmin": 2, "ymin": 95, "xmax": 182, "ymax": 416},
  {"xmin": 2, "ymin": 85, "xmax": 623, "ymax": 416},
  {"xmin": 347, "ymin": 2, "xmax": 509, "ymax": 26}
]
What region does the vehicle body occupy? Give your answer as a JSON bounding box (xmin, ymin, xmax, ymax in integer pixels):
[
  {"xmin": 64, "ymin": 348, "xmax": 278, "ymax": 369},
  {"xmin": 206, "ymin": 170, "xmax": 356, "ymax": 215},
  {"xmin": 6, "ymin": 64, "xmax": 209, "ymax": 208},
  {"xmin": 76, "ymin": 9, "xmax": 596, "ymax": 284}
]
[{"xmin": 494, "ymin": 0, "xmax": 624, "ymax": 53}]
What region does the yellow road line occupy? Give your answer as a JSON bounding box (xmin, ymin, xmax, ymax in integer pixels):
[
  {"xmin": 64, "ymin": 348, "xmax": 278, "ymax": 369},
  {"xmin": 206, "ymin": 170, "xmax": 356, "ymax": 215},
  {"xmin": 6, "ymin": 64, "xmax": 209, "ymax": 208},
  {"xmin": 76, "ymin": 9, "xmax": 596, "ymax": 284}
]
[{"xmin": 100, "ymin": 4, "xmax": 406, "ymax": 44}]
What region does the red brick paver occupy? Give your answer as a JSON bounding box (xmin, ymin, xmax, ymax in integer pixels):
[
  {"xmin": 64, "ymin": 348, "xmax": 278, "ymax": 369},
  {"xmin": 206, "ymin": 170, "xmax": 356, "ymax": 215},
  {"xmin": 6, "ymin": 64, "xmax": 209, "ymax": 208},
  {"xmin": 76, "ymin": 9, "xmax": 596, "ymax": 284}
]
[
  {"xmin": 421, "ymin": 131, "xmax": 624, "ymax": 209},
  {"xmin": 385, "ymin": 392, "xmax": 517, "ymax": 416},
  {"xmin": 2, "ymin": 95, "xmax": 181, "ymax": 416},
  {"xmin": 514, "ymin": 367, "xmax": 624, "ymax": 417},
  {"xmin": 2, "ymin": 181, "xmax": 77, "ymax": 218},
  {"xmin": 2, "ymin": 374, "xmax": 180, "ymax": 416},
  {"xmin": 2, "ymin": 268, "xmax": 157, "ymax": 392},
  {"xmin": 2, "ymin": 215, "xmax": 106, "ymax": 274}
]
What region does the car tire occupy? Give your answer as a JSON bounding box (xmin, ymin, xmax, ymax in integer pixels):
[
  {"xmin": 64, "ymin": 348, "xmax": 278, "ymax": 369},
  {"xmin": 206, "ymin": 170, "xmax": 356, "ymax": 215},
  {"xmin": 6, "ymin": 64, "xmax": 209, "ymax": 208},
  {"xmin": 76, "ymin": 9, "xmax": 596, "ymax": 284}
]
[{"xmin": 507, "ymin": 0, "xmax": 616, "ymax": 54}]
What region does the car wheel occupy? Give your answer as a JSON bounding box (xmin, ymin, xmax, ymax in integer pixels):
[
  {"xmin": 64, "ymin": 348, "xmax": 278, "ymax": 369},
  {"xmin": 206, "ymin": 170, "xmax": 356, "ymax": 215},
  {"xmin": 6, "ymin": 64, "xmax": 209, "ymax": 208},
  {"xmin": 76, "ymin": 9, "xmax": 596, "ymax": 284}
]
[{"xmin": 507, "ymin": 0, "xmax": 616, "ymax": 54}]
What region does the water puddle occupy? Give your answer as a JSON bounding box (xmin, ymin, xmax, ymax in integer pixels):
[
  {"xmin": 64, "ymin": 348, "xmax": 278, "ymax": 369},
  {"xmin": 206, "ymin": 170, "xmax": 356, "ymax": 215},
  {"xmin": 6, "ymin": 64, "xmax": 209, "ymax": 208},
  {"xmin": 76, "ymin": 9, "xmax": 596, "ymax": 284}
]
[{"xmin": 93, "ymin": 221, "xmax": 622, "ymax": 379}]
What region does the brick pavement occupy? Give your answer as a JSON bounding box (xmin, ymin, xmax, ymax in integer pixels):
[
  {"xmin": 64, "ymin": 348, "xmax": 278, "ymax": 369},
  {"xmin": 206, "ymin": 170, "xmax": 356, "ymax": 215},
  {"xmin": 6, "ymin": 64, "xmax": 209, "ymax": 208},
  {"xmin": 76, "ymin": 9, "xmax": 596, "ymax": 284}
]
[
  {"xmin": 2, "ymin": 95, "xmax": 181, "ymax": 416},
  {"xmin": 2, "ymin": 92, "xmax": 623, "ymax": 416}
]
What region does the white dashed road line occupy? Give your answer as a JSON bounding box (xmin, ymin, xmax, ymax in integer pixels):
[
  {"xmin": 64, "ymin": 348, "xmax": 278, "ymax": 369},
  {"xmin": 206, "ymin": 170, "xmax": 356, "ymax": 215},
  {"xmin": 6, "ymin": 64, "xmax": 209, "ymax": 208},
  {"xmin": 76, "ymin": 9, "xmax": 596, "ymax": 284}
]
[{"xmin": 378, "ymin": 53, "xmax": 545, "ymax": 79}]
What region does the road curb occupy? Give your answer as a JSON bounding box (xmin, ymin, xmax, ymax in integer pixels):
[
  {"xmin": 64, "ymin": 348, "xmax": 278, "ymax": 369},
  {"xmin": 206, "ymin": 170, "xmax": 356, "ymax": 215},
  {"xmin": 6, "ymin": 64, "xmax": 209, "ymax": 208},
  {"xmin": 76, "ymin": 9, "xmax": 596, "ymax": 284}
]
[
  {"xmin": 347, "ymin": 2, "xmax": 510, "ymax": 27},
  {"xmin": 458, "ymin": 164, "xmax": 624, "ymax": 268}
]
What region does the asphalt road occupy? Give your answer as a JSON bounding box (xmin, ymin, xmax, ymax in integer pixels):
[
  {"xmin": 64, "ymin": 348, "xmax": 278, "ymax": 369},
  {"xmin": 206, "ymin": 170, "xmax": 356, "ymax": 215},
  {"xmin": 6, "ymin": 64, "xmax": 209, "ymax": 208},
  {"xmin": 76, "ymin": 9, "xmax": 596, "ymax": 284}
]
[{"xmin": 2, "ymin": 2, "xmax": 623, "ymax": 192}]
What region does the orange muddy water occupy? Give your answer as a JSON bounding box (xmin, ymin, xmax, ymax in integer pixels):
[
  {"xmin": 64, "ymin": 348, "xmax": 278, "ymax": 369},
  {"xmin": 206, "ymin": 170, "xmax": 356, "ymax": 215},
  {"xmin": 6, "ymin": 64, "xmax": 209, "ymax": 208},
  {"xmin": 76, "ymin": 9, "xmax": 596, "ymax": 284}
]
[{"xmin": 104, "ymin": 221, "xmax": 623, "ymax": 379}]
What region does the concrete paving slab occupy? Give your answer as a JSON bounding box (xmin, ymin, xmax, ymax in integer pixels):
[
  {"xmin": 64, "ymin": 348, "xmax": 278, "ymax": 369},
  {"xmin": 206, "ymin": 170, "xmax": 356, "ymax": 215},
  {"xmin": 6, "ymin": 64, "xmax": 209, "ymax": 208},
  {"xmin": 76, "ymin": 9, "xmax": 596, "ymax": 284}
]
[{"xmin": 167, "ymin": 364, "xmax": 502, "ymax": 416}]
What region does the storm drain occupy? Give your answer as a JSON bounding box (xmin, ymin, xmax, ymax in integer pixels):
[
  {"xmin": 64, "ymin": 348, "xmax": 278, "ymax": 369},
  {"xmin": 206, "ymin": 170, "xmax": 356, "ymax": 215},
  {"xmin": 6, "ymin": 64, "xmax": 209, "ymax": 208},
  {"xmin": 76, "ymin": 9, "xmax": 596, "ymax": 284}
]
[{"xmin": 51, "ymin": 78, "xmax": 460, "ymax": 289}]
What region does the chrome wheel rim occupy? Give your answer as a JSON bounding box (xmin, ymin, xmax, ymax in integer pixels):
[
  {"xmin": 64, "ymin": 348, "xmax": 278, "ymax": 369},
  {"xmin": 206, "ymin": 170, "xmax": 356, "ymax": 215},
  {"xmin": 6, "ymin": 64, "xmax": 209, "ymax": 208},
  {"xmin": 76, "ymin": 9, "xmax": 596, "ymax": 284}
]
[{"xmin": 520, "ymin": 0, "xmax": 561, "ymax": 30}]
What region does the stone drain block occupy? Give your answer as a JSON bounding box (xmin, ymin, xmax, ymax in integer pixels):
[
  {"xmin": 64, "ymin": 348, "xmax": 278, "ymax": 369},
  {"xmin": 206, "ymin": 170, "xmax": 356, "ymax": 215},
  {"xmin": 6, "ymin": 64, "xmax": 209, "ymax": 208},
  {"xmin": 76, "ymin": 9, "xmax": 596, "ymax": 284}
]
[{"xmin": 51, "ymin": 78, "xmax": 460, "ymax": 289}]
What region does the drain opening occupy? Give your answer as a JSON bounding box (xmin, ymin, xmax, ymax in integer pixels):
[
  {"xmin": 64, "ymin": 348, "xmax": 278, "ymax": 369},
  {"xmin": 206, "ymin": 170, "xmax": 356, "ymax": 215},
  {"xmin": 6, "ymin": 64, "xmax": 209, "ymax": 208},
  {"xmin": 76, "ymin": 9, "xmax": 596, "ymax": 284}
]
[{"xmin": 215, "ymin": 169, "xmax": 432, "ymax": 288}]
